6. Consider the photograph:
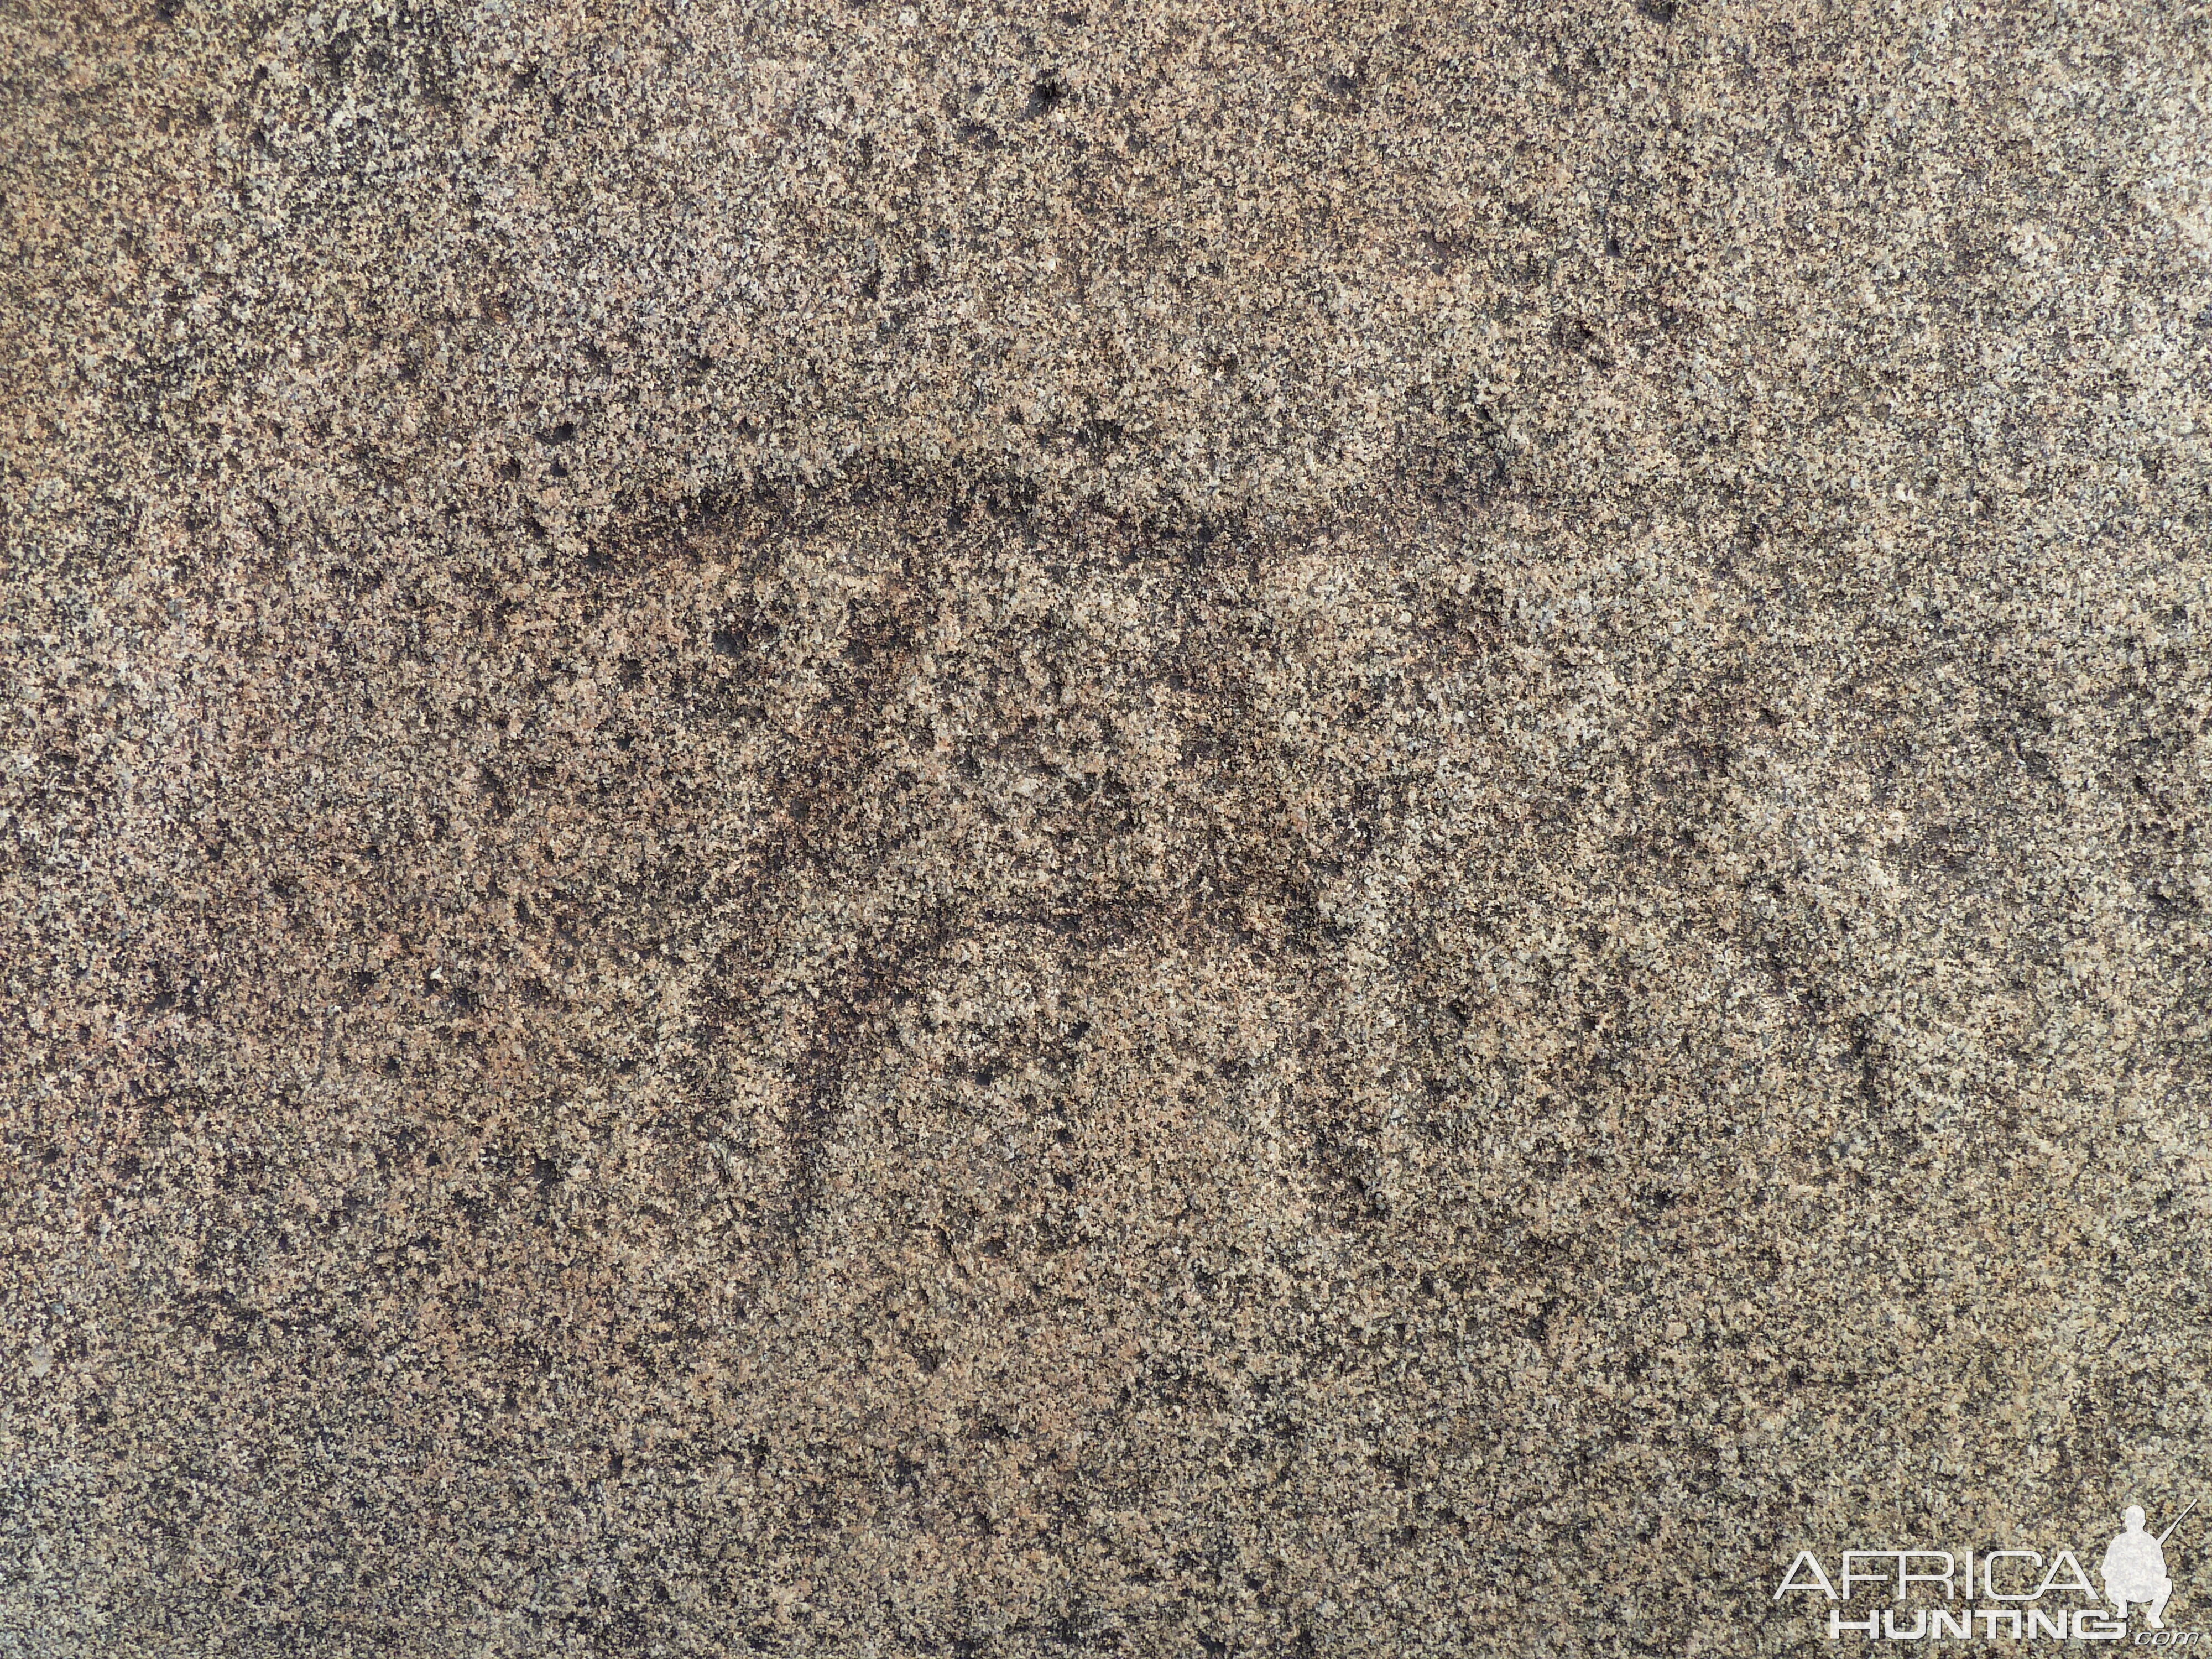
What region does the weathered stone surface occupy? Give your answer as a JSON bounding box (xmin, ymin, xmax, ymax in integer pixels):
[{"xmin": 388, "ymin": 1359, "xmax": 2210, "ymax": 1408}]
[{"xmin": 3, "ymin": 1, "xmax": 2209, "ymax": 1653}]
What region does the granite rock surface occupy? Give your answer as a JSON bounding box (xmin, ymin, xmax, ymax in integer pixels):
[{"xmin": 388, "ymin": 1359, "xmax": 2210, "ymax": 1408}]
[{"xmin": 3, "ymin": 0, "xmax": 2211, "ymax": 1653}]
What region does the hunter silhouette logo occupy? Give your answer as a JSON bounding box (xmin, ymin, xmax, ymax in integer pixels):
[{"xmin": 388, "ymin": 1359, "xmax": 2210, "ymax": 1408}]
[
  {"xmin": 1776, "ymin": 1500, "xmax": 2200, "ymax": 1642},
  {"xmin": 2106, "ymin": 1503, "xmax": 2192, "ymax": 1630}
]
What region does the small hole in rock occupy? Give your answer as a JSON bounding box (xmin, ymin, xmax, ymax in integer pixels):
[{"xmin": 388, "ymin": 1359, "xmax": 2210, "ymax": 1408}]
[{"xmin": 1027, "ymin": 69, "xmax": 1070, "ymax": 115}]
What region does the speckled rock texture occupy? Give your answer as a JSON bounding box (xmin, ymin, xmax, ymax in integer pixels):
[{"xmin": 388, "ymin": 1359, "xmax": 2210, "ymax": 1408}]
[{"xmin": 4, "ymin": 1, "xmax": 2211, "ymax": 1653}]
